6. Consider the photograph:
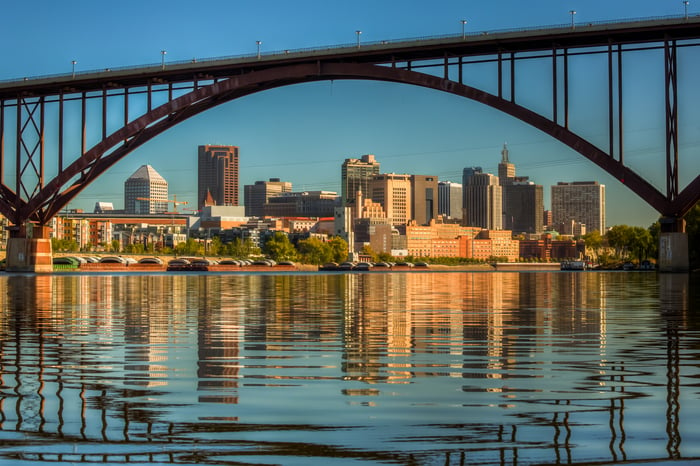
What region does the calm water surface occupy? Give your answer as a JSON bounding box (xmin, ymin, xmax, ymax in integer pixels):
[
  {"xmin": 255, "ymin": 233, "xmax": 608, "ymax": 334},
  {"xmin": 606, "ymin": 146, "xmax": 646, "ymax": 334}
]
[{"xmin": 0, "ymin": 271, "xmax": 698, "ymax": 465}]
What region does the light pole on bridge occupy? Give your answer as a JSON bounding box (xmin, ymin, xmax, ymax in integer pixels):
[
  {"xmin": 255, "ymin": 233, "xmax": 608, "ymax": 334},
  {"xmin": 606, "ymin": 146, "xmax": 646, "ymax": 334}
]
[
  {"xmin": 461, "ymin": 19, "xmax": 468, "ymax": 39},
  {"xmin": 356, "ymin": 30, "xmax": 362, "ymax": 48},
  {"xmin": 683, "ymin": 1, "xmax": 690, "ymax": 19},
  {"xmin": 71, "ymin": 60, "xmax": 76, "ymax": 79},
  {"xmin": 256, "ymin": 40, "xmax": 262, "ymax": 59},
  {"xmin": 569, "ymin": 10, "xmax": 576, "ymax": 29},
  {"xmin": 161, "ymin": 50, "xmax": 167, "ymax": 70}
]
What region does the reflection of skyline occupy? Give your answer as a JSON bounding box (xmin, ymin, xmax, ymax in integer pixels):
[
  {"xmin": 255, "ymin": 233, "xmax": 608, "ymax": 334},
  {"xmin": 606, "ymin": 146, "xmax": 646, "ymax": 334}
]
[{"xmin": 0, "ymin": 272, "xmax": 694, "ymax": 464}]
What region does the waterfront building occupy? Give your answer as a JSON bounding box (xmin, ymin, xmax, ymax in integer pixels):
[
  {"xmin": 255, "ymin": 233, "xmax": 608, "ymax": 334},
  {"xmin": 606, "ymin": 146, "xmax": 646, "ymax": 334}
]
[
  {"xmin": 52, "ymin": 212, "xmax": 190, "ymax": 250},
  {"xmin": 438, "ymin": 181, "xmax": 463, "ymax": 220},
  {"xmin": 404, "ymin": 221, "xmax": 482, "ymax": 258},
  {"xmin": 369, "ymin": 173, "xmax": 412, "ymax": 226},
  {"xmin": 341, "ymin": 154, "xmax": 380, "ymax": 206},
  {"xmin": 244, "ymin": 178, "xmax": 293, "ymax": 217},
  {"xmin": 263, "ymin": 191, "xmax": 339, "ymax": 218},
  {"xmin": 465, "ymin": 173, "xmax": 502, "ymax": 230},
  {"xmin": 519, "ymin": 233, "xmax": 581, "ymax": 260},
  {"xmin": 198, "ymin": 145, "xmax": 239, "ymax": 210},
  {"xmin": 124, "ymin": 165, "xmax": 168, "ymax": 214},
  {"xmin": 551, "ymin": 181, "xmax": 606, "ymax": 234}
]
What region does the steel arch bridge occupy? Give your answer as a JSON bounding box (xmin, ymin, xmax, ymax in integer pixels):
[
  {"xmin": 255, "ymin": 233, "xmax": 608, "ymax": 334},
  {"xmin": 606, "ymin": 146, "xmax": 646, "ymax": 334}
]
[{"xmin": 1, "ymin": 16, "xmax": 700, "ymax": 269}]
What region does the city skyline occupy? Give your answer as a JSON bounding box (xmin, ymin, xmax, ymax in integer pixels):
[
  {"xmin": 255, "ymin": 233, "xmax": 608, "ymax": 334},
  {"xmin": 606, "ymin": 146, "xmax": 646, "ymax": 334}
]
[{"xmin": 2, "ymin": 1, "xmax": 698, "ymax": 228}]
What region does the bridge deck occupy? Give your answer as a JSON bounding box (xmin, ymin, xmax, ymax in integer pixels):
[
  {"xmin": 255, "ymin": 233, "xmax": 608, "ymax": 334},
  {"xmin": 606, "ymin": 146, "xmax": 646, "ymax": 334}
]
[{"xmin": 2, "ymin": 15, "xmax": 700, "ymax": 98}]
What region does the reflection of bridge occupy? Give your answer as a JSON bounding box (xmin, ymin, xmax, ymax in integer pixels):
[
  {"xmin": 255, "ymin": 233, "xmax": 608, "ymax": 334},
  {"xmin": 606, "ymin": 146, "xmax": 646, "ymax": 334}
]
[{"xmin": 2, "ymin": 16, "xmax": 699, "ymax": 271}]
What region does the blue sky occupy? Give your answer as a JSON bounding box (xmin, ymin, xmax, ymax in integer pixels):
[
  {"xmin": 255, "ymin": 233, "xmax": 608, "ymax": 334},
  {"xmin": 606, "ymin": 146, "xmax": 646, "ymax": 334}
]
[{"xmin": 2, "ymin": 0, "xmax": 698, "ymax": 227}]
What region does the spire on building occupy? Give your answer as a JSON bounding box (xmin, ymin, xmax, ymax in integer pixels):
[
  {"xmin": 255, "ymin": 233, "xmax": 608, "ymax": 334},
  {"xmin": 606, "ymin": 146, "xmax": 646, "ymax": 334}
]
[{"xmin": 501, "ymin": 143, "xmax": 509, "ymax": 163}]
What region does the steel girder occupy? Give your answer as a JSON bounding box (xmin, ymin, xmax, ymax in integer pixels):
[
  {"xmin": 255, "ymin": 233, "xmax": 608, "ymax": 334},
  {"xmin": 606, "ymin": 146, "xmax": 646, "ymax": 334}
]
[{"xmin": 0, "ymin": 25, "xmax": 699, "ymax": 227}]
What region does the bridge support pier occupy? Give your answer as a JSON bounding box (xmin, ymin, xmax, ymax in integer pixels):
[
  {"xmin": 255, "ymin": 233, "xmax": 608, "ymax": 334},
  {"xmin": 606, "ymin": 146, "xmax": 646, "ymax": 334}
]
[
  {"xmin": 5, "ymin": 224, "xmax": 53, "ymax": 273},
  {"xmin": 658, "ymin": 217, "xmax": 689, "ymax": 273}
]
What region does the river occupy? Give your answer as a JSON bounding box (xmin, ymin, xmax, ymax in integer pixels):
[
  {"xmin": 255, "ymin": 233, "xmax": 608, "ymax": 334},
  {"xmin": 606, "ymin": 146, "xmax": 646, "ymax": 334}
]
[{"xmin": 0, "ymin": 270, "xmax": 698, "ymax": 465}]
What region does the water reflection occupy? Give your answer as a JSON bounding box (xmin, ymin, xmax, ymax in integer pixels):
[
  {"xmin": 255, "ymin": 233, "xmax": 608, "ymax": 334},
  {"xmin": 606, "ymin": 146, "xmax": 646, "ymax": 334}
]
[{"xmin": 0, "ymin": 271, "xmax": 698, "ymax": 465}]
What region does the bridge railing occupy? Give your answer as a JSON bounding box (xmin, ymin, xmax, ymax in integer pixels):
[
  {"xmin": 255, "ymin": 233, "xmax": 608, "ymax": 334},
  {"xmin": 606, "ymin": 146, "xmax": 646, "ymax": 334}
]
[{"xmin": 0, "ymin": 13, "xmax": 697, "ymax": 85}]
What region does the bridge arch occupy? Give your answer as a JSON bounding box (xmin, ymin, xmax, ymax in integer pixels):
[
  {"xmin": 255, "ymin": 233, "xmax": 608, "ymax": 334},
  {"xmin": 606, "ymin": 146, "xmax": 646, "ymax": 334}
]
[{"xmin": 23, "ymin": 61, "xmax": 696, "ymax": 224}]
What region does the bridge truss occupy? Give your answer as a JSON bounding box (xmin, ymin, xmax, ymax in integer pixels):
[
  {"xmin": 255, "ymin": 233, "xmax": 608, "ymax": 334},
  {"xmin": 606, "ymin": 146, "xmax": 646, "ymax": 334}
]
[{"xmin": 1, "ymin": 16, "xmax": 700, "ymax": 229}]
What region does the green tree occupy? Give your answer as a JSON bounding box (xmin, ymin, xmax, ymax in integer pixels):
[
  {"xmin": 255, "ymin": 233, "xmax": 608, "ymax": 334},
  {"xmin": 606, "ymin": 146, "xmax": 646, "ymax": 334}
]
[
  {"xmin": 582, "ymin": 230, "xmax": 604, "ymax": 261},
  {"xmin": 228, "ymin": 237, "xmax": 260, "ymax": 259},
  {"xmin": 327, "ymin": 236, "xmax": 349, "ymax": 263},
  {"xmin": 175, "ymin": 238, "xmax": 203, "ymax": 256},
  {"xmin": 685, "ymin": 202, "xmax": 700, "ymax": 268},
  {"xmin": 263, "ymin": 232, "xmax": 297, "ymax": 262},
  {"xmin": 110, "ymin": 239, "xmax": 121, "ymax": 253},
  {"xmin": 297, "ymin": 237, "xmax": 332, "ymax": 264},
  {"xmin": 208, "ymin": 236, "xmax": 223, "ymax": 256},
  {"xmin": 629, "ymin": 226, "xmax": 653, "ymax": 263},
  {"xmin": 606, "ymin": 225, "xmax": 632, "ymax": 259}
]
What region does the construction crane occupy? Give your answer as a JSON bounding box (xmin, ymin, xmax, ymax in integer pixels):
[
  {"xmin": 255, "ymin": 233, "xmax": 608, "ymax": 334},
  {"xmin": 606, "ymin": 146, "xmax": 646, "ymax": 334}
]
[{"xmin": 136, "ymin": 195, "xmax": 188, "ymax": 214}]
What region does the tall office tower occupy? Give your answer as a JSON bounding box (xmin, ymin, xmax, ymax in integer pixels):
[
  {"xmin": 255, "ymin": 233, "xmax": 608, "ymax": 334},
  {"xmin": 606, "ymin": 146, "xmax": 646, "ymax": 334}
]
[
  {"xmin": 341, "ymin": 154, "xmax": 380, "ymax": 206},
  {"xmin": 461, "ymin": 166, "xmax": 483, "ymax": 220},
  {"xmin": 244, "ymin": 178, "xmax": 293, "ymax": 217},
  {"xmin": 410, "ymin": 175, "xmax": 439, "ymax": 225},
  {"xmin": 465, "ymin": 173, "xmax": 502, "ymax": 230},
  {"xmin": 369, "ymin": 173, "xmax": 412, "ymax": 226},
  {"xmin": 503, "ymin": 181, "xmax": 544, "ymax": 234},
  {"xmin": 438, "ymin": 181, "xmax": 463, "ymax": 220},
  {"xmin": 498, "ymin": 143, "xmax": 516, "ymax": 185},
  {"xmin": 124, "ymin": 165, "xmax": 168, "ymax": 214},
  {"xmin": 551, "ymin": 181, "xmax": 606, "ymax": 234},
  {"xmin": 198, "ymin": 145, "xmax": 239, "ymax": 210}
]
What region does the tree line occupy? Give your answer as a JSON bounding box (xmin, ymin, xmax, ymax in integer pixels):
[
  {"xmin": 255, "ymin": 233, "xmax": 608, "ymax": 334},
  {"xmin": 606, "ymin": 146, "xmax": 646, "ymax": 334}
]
[{"xmin": 49, "ymin": 202, "xmax": 700, "ymax": 268}]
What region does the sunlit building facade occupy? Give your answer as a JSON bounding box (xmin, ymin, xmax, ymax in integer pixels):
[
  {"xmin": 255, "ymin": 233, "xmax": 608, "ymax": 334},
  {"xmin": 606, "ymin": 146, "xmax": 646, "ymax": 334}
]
[
  {"xmin": 551, "ymin": 181, "xmax": 605, "ymax": 235},
  {"xmin": 124, "ymin": 165, "xmax": 168, "ymax": 214},
  {"xmin": 198, "ymin": 145, "xmax": 240, "ymax": 210}
]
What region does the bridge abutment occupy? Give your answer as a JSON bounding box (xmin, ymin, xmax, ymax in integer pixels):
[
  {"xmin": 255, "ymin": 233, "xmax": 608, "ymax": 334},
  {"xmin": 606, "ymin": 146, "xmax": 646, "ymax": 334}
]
[
  {"xmin": 5, "ymin": 225, "xmax": 53, "ymax": 273},
  {"xmin": 658, "ymin": 218, "xmax": 689, "ymax": 273}
]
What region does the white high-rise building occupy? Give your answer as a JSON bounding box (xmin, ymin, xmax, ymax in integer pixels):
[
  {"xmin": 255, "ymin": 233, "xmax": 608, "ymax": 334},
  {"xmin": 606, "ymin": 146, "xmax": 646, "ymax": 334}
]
[
  {"xmin": 551, "ymin": 181, "xmax": 606, "ymax": 234},
  {"xmin": 124, "ymin": 165, "xmax": 168, "ymax": 214}
]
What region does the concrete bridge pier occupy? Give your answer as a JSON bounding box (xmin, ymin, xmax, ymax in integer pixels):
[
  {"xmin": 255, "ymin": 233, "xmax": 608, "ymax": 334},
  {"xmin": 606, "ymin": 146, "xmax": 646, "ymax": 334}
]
[
  {"xmin": 5, "ymin": 224, "xmax": 53, "ymax": 273},
  {"xmin": 658, "ymin": 217, "xmax": 689, "ymax": 273}
]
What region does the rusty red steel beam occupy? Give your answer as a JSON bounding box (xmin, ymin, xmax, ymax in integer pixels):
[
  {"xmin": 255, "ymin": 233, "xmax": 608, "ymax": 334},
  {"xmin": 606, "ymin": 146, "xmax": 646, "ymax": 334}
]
[{"xmin": 13, "ymin": 61, "xmax": 694, "ymax": 226}]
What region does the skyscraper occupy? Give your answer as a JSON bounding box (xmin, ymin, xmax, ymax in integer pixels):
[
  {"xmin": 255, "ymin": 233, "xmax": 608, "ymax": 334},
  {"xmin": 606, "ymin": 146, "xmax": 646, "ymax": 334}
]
[
  {"xmin": 341, "ymin": 154, "xmax": 380, "ymax": 206},
  {"xmin": 198, "ymin": 145, "xmax": 239, "ymax": 210},
  {"xmin": 551, "ymin": 181, "xmax": 606, "ymax": 234},
  {"xmin": 461, "ymin": 166, "xmax": 482, "ymax": 220},
  {"xmin": 503, "ymin": 181, "xmax": 544, "ymax": 234},
  {"xmin": 244, "ymin": 178, "xmax": 293, "ymax": 217},
  {"xmin": 465, "ymin": 173, "xmax": 502, "ymax": 230},
  {"xmin": 438, "ymin": 181, "xmax": 463, "ymax": 220},
  {"xmin": 410, "ymin": 175, "xmax": 438, "ymax": 225},
  {"xmin": 124, "ymin": 165, "xmax": 168, "ymax": 214}
]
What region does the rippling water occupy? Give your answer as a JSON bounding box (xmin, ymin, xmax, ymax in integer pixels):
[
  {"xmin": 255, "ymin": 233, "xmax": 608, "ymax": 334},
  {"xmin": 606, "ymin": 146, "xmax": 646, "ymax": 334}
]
[{"xmin": 0, "ymin": 271, "xmax": 698, "ymax": 465}]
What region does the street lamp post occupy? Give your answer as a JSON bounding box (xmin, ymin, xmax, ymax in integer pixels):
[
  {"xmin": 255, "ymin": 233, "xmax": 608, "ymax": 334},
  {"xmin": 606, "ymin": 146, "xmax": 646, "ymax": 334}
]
[
  {"xmin": 569, "ymin": 10, "xmax": 576, "ymax": 29},
  {"xmin": 161, "ymin": 50, "xmax": 167, "ymax": 70},
  {"xmin": 461, "ymin": 19, "xmax": 467, "ymax": 39},
  {"xmin": 684, "ymin": 1, "xmax": 689, "ymax": 19},
  {"xmin": 356, "ymin": 30, "xmax": 362, "ymax": 48},
  {"xmin": 256, "ymin": 40, "xmax": 262, "ymax": 59},
  {"xmin": 71, "ymin": 60, "xmax": 76, "ymax": 79}
]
